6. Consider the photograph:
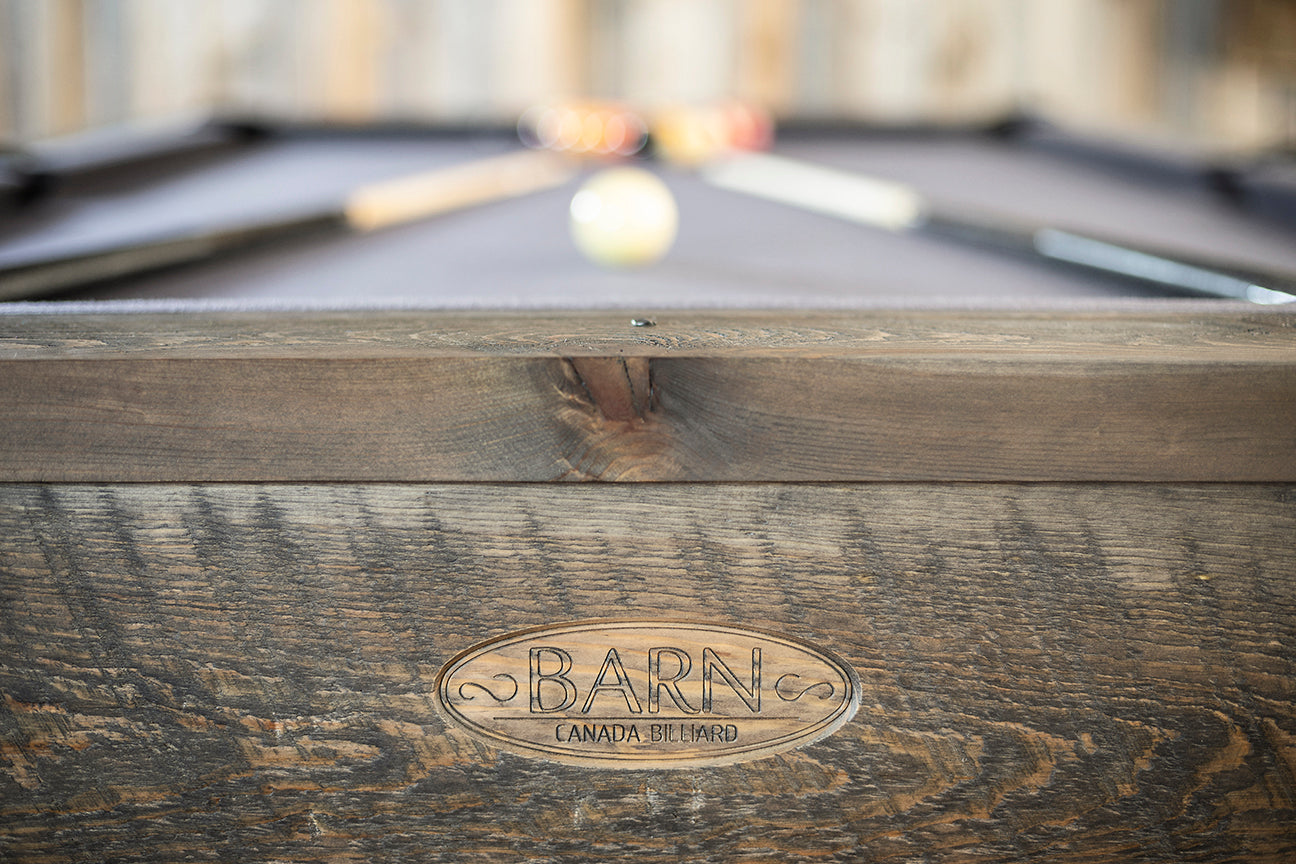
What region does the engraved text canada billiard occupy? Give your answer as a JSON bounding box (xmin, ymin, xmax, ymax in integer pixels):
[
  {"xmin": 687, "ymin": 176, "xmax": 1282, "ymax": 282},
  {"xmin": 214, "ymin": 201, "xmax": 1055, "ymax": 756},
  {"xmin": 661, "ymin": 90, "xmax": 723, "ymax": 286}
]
[{"xmin": 435, "ymin": 620, "xmax": 860, "ymax": 767}]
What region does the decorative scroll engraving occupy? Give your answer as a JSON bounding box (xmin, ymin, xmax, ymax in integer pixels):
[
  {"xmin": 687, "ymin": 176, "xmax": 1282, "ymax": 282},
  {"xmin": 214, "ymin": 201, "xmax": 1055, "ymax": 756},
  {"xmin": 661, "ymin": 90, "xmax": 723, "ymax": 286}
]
[
  {"xmin": 435, "ymin": 620, "xmax": 860, "ymax": 768},
  {"xmin": 458, "ymin": 673, "xmax": 519, "ymax": 703},
  {"xmin": 775, "ymin": 673, "xmax": 836, "ymax": 702}
]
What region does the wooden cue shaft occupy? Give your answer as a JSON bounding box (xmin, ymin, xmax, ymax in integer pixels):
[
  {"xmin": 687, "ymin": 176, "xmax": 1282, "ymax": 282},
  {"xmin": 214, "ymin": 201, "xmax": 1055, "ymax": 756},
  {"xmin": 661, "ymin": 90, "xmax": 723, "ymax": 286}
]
[
  {"xmin": 702, "ymin": 151, "xmax": 1296, "ymax": 304},
  {"xmin": 343, "ymin": 149, "xmax": 575, "ymax": 232},
  {"xmin": 0, "ymin": 149, "xmax": 576, "ymax": 301}
]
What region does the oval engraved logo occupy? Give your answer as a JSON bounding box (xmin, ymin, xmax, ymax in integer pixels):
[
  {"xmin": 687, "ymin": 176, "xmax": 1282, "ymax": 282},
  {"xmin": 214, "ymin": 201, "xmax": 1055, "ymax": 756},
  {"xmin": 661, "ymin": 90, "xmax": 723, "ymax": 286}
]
[{"xmin": 436, "ymin": 620, "xmax": 859, "ymax": 767}]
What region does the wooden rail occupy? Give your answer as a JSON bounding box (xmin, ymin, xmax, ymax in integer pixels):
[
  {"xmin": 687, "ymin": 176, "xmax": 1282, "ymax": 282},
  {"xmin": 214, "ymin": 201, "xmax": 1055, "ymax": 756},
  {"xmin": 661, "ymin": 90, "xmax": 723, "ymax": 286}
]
[{"xmin": 1, "ymin": 309, "xmax": 1293, "ymax": 482}]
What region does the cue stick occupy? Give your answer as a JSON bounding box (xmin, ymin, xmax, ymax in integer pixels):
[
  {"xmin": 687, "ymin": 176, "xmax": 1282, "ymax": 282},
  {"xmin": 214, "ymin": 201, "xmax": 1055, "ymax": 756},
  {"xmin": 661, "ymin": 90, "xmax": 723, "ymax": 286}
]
[
  {"xmin": 0, "ymin": 149, "xmax": 576, "ymax": 301},
  {"xmin": 702, "ymin": 151, "xmax": 1296, "ymax": 305}
]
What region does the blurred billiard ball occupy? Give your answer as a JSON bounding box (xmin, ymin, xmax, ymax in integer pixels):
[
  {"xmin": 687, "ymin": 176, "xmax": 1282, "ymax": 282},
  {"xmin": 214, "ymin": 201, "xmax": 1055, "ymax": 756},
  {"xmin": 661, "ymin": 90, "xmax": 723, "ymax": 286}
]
[{"xmin": 569, "ymin": 167, "xmax": 678, "ymax": 268}]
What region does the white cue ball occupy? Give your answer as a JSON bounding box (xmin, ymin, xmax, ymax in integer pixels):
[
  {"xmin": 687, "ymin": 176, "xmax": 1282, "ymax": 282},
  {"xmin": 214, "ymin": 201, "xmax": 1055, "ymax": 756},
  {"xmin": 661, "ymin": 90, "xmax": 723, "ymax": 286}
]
[{"xmin": 569, "ymin": 167, "xmax": 678, "ymax": 268}]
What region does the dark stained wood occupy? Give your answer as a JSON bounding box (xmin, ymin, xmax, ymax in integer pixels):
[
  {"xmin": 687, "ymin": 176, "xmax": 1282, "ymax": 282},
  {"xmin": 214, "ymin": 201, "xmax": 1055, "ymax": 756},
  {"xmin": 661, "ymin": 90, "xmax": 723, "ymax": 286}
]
[
  {"xmin": 3, "ymin": 307, "xmax": 1295, "ymax": 359},
  {"xmin": 569, "ymin": 357, "xmax": 653, "ymax": 423},
  {"xmin": 1, "ymin": 309, "xmax": 1294, "ymax": 482},
  {"xmin": 1, "ymin": 483, "xmax": 1293, "ymax": 861}
]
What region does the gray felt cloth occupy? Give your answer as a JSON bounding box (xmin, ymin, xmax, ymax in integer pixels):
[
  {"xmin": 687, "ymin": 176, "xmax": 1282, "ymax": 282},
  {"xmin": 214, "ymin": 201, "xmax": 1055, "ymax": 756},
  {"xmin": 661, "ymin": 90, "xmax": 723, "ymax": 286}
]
[{"xmin": 2, "ymin": 129, "xmax": 1294, "ymax": 311}]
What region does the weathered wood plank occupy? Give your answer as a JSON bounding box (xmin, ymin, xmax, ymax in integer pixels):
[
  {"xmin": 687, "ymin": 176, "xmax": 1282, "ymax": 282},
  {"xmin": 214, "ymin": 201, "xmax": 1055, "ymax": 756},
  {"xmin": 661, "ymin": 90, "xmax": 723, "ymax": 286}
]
[
  {"xmin": 1, "ymin": 310, "xmax": 1293, "ymax": 482},
  {"xmin": 4, "ymin": 308, "xmax": 1294, "ymax": 359},
  {"xmin": 1, "ymin": 482, "xmax": 1293, "ymax": 861}
]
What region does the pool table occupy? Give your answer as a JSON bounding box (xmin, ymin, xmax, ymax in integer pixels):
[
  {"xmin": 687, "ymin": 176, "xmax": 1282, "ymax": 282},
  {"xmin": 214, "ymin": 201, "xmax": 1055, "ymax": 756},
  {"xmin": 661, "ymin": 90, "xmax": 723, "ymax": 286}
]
[{"xmin": 1, "ymin": 120, "xmax": 1294, "ymax": 863}]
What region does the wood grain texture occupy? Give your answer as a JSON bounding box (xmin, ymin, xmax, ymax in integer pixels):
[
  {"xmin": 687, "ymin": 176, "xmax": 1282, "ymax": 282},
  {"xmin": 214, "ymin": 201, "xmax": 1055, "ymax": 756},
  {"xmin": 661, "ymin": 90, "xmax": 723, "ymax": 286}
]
[
  {"xmin": 4, "ymin": 308, "xmax": 1294, "ymax": 359},
  {"xmin": 1, "ymin": 482, "xmax": 1293, "ymax": 861},
  {"xmin": 1, "ymin": 309, "xmax": 1294, "ymax": 482}
]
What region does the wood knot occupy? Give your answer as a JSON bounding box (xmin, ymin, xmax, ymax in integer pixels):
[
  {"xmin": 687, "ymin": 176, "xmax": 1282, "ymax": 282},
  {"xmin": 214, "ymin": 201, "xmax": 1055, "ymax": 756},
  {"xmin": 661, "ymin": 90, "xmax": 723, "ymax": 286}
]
[{"xmin": 567, "ymin": 357, "xmax": 652, "ymax": 423}]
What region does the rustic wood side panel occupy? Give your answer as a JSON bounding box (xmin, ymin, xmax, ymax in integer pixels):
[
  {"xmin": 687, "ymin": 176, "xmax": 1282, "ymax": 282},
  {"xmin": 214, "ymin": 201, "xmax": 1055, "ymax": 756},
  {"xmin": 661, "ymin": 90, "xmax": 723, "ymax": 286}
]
[{"xmin": 1, "ymin": 483, "xmax": 1293, "ymax": 861}]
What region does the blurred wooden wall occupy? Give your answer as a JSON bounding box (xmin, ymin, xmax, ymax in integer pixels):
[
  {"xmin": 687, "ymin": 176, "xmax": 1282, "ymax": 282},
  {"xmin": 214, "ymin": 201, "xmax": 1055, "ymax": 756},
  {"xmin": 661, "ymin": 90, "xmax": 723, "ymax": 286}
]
[{"xmin": 1, "ymin": 0, "xmax": 1293, "ymax": 150}]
